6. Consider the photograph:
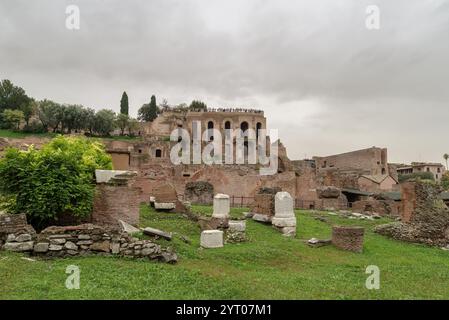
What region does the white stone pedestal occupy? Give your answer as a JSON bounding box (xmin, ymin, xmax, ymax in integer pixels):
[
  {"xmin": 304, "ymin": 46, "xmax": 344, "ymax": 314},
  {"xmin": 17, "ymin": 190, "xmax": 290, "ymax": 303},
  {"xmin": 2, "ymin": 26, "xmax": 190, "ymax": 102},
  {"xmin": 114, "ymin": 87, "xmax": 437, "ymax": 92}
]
[
  {"xmin": 201, "ymin": 230, "xmax": 224, "ymax": 248},
  {"xmin": 212, "ymin": 193, "xmax": 230, "ymax": 219},
  {"xmin": 272, "ymin": 192, "xmax": 297, "ymax": 237}
]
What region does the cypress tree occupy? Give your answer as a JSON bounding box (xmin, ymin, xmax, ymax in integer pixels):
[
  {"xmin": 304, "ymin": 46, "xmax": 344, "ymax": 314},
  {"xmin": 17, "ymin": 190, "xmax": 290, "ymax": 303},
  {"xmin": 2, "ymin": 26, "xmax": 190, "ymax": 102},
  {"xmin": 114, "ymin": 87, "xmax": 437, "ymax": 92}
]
[{"xmin": 120, "ymin": 91, "xmax": 129, "ymax": 115}]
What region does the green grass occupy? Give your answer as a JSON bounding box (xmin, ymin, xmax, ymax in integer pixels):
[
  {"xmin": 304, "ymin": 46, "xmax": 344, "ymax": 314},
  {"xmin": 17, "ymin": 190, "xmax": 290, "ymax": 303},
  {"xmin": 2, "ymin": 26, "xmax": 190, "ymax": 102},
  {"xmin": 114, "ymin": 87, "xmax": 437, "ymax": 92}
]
[
  {"xmin": 1, "ymin": 205, "xmax": 449, "ymax": 299},
  {"xmin": 0, "ymin": 129, "xmax": 55, "ymax": 139}
]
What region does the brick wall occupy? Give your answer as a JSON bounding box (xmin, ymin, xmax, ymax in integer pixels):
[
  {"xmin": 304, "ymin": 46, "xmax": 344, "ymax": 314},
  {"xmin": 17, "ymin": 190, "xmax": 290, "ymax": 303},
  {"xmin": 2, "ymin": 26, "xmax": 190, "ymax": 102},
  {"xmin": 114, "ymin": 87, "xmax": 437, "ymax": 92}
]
[
  {"xmin": 0, "ymin": 214, "xmax": 35, "ymax": 241},
  {"xmin": 250, "ymin": 193, "xmax": 275, "ymax": 216},
  {"xmin": 92, "ymin": 183, "xmax": 142, "ymax": 227},
  {"xmin": 400, "ymin": 182, "xmax": 416, "ymax": 223}
]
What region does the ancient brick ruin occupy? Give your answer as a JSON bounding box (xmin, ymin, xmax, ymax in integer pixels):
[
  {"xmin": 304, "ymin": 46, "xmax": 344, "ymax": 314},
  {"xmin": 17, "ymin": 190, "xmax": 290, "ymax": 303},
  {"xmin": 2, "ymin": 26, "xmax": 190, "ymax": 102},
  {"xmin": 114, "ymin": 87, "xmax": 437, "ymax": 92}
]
[
  {"xmin": 332, "ymin": 226, "xmax": 365, "ymax": 253},
  {"xmin": 375, "ymin": 181, "xmax": 449, "ymax": 246}
]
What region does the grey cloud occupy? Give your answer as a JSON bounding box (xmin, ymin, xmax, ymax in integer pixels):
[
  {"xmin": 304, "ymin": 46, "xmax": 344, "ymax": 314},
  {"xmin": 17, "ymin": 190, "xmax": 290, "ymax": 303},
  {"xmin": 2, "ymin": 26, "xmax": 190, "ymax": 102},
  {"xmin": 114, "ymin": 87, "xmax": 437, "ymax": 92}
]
[{"xmin": 0, "ymin": 0, "xmax": 448, "ymax": 163}]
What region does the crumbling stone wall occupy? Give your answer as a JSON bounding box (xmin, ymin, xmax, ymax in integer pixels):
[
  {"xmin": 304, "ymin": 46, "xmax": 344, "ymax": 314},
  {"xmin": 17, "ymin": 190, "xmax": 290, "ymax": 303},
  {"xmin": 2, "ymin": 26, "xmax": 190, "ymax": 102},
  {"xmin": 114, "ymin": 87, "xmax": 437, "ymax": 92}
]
[
  {"xmin": 352, "ymin": 199, "xmax": 399, "ymax": 216},
  {"xmin": 315, "ymin": 186, "xmax": 348, "ymax": 210},
  {"xmin": 249, "ymin": 187, "xmax": 280, "ymax": 216},
  {"xmin": 184, "ymin": 181, "xmax": 214, "ymax": 204},
  {"xmin": 1, "ymin": 219, "xmax": 176, "ymax": 263},
  {"xmin": 375, "ymin": 181, "xmax": 449, "ymax": 246},
  {"xmin": 0, "ymin": 213, "xmax": 35, "ymax": 244}
]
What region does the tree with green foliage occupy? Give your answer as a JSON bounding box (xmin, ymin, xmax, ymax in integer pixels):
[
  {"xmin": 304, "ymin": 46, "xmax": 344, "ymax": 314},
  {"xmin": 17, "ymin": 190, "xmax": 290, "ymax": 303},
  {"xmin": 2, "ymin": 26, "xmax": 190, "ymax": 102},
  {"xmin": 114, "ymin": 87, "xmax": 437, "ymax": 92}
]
[
  {"xmin": 37, "ymin": 99, "xmax": 64, "ymax": 132},
  {"xmin": 0, "ymin": 79, "xmax": 31, "ymax": 113},
  {"xmin": 128, "ymin": 118, "xmax": 140, "ymax": 136},
  {"xmin": 62, "ymin": 104, "xmax": 86, "ymax": 134},
  {"xmin": 0, "ymin": 136, "xmax": 112, "ymax": 228},
  {"xmin": 189, "ymin": 100, "xmax": 207, "ymax": 111},
  {"xmin": 93, "ymin": 109, "xmax": 116, "ymax": 136},
  {"xmin": 442, "ymin": 172, "xmax": 449, "ymax": 190},
  {"xmin": 2, "ymin": 109, "xmax": 24, "ymax": 130},
  {"xmin": 116, "ymin": 113, "xmax": 129, "ymax": 135},
  {"xmin": 138, "ymin": 95, "xmax": 159, "ymax": 122},
  {"xmin": 120, "ymin": 91, "xmax": 129, "ymax": 115},
  {"xmin": 20, "ymin": 99, "xmax": 37, "ymax": 126},
  {"xmin": 83, "ymin": 107, "xmax": 96, "ymax": 135}
]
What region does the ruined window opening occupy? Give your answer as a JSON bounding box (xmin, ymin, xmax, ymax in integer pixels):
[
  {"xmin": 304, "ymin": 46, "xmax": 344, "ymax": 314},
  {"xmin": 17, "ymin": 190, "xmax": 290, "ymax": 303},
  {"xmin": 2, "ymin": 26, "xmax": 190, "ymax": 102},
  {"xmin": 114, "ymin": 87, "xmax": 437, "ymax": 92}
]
[
  {"xmin": 183, "ymin": 173, "xmax": 191, "ymax": 177},
  {"xmin": 138, "ymin": 149, "xmax": 142, "ymax": 154},
  {"xmin": 322, "ymin": 161, "xmax": 327, "ymax": 168},
  {"xmin": 256, "ymin": 122, "xmax": 262, "ymax": 139},
  {"xmin": 208, "ymin": 121, "xmax": 214, "ymax": 141},
  {"xmin": 240, "ymin": 121, "xmax": 249, "ymax": 133},
  {"xmin": 382, "ymin": 168, "xmax": 386, "ymax": 175},
  {"xmin": 427, "ymin": 167, "xmax": 430, "ymax": 172},
  {"xmin": 225, "ymin": 121, "xmax": 231, "ymax": 130},
  {"xmin": 155, "ymin": 149, "xmax": 162, "ymax": 158}
]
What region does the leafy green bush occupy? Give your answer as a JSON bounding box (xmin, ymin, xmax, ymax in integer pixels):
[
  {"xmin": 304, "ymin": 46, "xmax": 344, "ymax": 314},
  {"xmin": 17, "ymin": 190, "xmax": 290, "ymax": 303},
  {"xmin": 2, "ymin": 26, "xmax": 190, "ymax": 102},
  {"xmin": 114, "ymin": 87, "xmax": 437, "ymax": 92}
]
[{"xmin": 0, "ymin": 136, "xmax": 112, "ymax": 228}]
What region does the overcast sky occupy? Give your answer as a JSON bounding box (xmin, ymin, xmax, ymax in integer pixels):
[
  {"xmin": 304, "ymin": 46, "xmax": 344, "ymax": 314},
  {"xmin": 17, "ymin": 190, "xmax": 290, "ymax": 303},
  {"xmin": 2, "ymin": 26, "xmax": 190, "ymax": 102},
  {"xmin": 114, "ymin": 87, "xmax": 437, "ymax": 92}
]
[{"xmin": 1, "ymin": 0, "xmax": 448, "ymax": 164}]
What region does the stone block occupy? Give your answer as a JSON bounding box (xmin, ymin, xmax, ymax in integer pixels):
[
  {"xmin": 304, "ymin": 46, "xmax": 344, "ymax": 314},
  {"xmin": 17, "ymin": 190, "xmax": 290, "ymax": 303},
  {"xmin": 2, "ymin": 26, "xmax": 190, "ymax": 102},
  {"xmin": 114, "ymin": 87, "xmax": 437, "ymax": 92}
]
[
  {"xmin": 33, "ymin": 242, "xmax": 49, "ymax": 253},
  {"xmin": 142, "ymin": 227, "xmax": 172, "ymax": 240},
  {"xmin": 50, "ymin": 238, "xmax": 66, "ymax": 245},
  {"xmin": 15, "ymin": 233, "xmax": 32, "ymax": 242},
  {"xmin": 154, "ymin": 202, "xmax": 176, "ymax": 210},
  {"xmin": 212, "ymin": 193, "xmax": 230, "ymax": 219},
  {"xmin": 111, "ymin": 242, "xmax": 120, "ymax": 254},
  {"xmin": 3, "ymin": 241, "xmax": 34, "ymax": 252},
  {"xmin": 90, "ymin": 241, "xmax": 111, "ymax": 252},
  {"xmin": 252, "ymin": 213, "xmax": 272, "ymax": 223},
  {"xmin": 48, "ymin": 244, "xmax": 63, "ymax": 251},
  {"xmin": 228, "ymin": 220, "xmax": 246, "ymax": 232},
  {"xmin": 95, "ymin": 169, "xmax": 134, "ymax": 183},
  {"xmin": 200, "ymin": 230, "xmax": 224, "ymax": 248},
  {"xmin": 64, "ymin": 241, "xmax": 78, "ymax": 251}
]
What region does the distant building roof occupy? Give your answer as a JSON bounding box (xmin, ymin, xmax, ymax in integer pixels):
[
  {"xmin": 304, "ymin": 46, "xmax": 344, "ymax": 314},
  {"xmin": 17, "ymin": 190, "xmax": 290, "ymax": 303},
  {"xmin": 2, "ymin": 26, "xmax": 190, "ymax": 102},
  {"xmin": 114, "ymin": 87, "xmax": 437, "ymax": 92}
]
[
  {"xmin": 360, "ymin": 174, "xmax": 398, "ymax": 184},
  {"xmin": 379, "ymin": 191, "xmax": 402, "ymax": 201}
]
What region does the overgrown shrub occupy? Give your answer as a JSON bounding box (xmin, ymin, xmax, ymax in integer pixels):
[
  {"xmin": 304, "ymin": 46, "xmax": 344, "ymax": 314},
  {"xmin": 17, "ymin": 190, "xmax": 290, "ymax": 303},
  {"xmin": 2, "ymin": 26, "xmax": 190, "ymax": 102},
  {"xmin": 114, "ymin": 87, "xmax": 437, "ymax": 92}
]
[
  {"xmin": 398, "ymin": 172, "xmax": 435, "ymax": 183},
  {"xmin": 0, "ymin": 136, "xmax": 112, "ymax": 228}
]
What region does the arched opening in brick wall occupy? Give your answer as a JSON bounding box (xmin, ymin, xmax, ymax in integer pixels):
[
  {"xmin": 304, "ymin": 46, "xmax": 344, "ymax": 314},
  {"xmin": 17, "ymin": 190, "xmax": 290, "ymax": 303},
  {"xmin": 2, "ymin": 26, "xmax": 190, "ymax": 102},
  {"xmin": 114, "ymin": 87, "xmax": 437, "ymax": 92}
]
[
  {"xmin": 256, "ymin": 122, "xmax": 262, "ymax": 139},
  {"xmin": 240, "ymin": 121, "xmax": 249, "ymax": 133},
  {"xmin": 155, "ymin": 149, "xmax": 162, "ymax": 158},
  {"xmin": 207, "ymin": 121, "xmax": 214, "ymax": 141}
]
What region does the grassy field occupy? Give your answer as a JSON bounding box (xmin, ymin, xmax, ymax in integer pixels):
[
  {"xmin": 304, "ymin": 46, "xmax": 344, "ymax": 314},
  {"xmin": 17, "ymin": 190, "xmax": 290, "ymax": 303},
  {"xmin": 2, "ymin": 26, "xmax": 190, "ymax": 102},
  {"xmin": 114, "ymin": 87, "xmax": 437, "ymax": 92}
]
[
  {"xmin": 0, "ymin": 129, "xmax": 56, "ymax": 139},
  {"xmin": 0, "ymin": 129, "xmax": 142, "ymax": 141},
  {"xmin": 1, "ymin": 205, "xmax": 449, "ymax": 299}
]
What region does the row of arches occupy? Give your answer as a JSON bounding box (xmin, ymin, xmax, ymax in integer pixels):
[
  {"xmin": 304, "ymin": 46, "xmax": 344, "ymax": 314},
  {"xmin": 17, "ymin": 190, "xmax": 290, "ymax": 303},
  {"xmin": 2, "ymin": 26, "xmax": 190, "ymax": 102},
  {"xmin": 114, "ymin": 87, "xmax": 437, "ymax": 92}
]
[{"xmin": 206, "ymin": 121, "xmax": 263, "ymax": 141}]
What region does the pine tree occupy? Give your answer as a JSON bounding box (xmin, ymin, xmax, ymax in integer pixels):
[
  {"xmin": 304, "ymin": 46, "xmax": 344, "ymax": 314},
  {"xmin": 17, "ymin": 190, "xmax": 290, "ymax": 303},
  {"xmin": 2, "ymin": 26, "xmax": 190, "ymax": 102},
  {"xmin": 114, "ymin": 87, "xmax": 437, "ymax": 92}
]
[
  {"xmin": 137, "ymin": 95, "xmax": 159, "ymax": 122},
  {"xmin": 148, "ymin": 95, "xmax": 158, "ymax": 122},
  {"xmin": 120, "ymin": 91, "xmax": 129, "ymax": 115}
]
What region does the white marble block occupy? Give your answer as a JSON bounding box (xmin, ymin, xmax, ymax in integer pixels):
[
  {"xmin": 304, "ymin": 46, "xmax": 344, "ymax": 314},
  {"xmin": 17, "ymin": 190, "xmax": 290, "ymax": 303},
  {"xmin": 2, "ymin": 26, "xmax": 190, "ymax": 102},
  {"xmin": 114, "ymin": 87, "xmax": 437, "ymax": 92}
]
[
  {"xmin": 272, "ymin": 192, "xmax": 296, "ymax": 228},
  {"xmin": 212, "ymin": 193, "xmax": 230, "ymax": 219},
  {"xmin": 200, "ymin": 230, "xmax": 224, "ymax": 248},
  {"xmin": 154, "ymin": 202, "xmax": 176, "ymax": 210},
  {"xmin": 228, "ymin": 220, "xmax": 246, "ymax": 232}
]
